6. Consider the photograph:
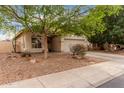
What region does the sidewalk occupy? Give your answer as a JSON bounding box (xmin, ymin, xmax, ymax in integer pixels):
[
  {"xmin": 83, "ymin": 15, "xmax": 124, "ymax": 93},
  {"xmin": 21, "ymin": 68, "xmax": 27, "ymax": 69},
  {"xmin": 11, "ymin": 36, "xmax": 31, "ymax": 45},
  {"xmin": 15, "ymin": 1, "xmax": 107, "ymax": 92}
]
[{"xmin": 0, "ymin": 61, "xmax": 124, "ymax": 88}]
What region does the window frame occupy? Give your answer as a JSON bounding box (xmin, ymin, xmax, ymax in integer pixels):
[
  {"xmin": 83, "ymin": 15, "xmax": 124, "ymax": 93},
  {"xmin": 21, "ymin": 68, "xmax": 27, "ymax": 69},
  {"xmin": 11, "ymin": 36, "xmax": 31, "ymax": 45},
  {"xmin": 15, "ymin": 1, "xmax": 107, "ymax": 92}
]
[{"xmin": 31, "ymin": 34, "xmax": 42, "ymax": 49}]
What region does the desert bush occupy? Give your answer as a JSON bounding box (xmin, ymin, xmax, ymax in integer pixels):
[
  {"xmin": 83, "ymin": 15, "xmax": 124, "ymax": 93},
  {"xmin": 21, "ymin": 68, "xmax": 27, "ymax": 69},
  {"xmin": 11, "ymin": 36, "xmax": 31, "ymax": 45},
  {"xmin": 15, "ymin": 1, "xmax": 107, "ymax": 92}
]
[
  {"xmin": 70, "ymin": 44, "xmax": 87, "ymax": 59},
  {"xmin": 104, "ymin": 43, "xmax": 119, "ymax": 52},
  {"xmin": 103, "ymin": 42, "xmax": 109, "ymax": 51},
  {"xmin": 109, "ymin": 44, "xmax": 118, "ymax": 52}
]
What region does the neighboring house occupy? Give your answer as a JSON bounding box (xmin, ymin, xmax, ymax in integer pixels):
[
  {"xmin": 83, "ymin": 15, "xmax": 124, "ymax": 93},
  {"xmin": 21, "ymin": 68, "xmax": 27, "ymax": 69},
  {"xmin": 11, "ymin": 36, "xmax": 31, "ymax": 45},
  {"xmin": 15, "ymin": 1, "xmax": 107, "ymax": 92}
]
[{"xmin": 15, "ymin": 30, "xmax": 89, "ymax": 53}]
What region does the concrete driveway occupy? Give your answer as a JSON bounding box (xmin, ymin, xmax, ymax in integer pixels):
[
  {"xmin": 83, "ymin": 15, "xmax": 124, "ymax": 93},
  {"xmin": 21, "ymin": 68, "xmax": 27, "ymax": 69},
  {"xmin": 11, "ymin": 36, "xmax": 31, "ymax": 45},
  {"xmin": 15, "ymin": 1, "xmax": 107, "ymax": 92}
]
[
  {"xmin": 87, "ymin": 51, "xmax": 124, "ymax": 63},
  {"xmin": 87, "ymin": 51, "xmax": 124, "ymax": 88}
]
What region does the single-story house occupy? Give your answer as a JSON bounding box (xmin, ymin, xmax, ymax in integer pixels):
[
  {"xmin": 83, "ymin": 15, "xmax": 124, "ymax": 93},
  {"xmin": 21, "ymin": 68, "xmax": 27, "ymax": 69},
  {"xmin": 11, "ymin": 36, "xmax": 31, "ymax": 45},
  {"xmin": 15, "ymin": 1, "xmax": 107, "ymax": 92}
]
[{"xmin": 15, "ymin": 30, "xmax": 89, "ymax": 53}]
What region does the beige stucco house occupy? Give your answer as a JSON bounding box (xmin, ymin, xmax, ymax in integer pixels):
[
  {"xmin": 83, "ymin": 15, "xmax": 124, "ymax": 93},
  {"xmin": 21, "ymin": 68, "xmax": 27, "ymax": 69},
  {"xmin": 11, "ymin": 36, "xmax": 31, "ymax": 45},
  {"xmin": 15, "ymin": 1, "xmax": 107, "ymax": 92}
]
[{"xmin": 15, "ymin": 30, "xmax": 89, "ymax": 53}]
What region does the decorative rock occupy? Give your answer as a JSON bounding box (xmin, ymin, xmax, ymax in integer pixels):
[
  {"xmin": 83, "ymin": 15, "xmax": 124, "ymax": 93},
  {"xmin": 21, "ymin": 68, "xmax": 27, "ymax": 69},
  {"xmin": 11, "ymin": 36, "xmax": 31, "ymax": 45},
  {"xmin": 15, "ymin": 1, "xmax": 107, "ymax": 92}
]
[{"xmin": 30, "ymin": 59, "xmax": 37, "ymax": 64}]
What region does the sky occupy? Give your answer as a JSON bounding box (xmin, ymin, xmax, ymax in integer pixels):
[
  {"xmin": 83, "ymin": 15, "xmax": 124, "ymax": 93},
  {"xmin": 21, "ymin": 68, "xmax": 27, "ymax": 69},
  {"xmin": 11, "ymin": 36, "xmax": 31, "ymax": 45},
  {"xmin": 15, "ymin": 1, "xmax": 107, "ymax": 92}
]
[
  {"xmin": 0, "ymin": 34, "xmax": 10, "ymax": 40},
  {"xmin": 0, "ymin": 31, "xmax": 14, "ymax": 40},
  {"xmin": 0, "ymin": 21, "xmax": 22, "ymax": 41}
]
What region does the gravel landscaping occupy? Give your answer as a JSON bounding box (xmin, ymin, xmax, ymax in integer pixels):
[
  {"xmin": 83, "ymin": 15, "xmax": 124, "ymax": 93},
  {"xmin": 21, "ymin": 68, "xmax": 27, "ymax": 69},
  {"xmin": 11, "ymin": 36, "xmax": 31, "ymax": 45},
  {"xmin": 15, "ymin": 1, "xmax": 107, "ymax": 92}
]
[{"xmin": 0, "ymin": 53, "xmax": 104, "ymax": 85}]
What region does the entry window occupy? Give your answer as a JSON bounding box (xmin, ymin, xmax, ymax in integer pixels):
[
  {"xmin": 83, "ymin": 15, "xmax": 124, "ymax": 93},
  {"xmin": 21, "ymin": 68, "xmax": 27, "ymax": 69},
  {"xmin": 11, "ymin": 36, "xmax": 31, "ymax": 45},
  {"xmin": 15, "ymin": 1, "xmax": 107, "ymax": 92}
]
[{"xmin": 32, "ymin": 35, "xmax": 42, "ymax": 48}]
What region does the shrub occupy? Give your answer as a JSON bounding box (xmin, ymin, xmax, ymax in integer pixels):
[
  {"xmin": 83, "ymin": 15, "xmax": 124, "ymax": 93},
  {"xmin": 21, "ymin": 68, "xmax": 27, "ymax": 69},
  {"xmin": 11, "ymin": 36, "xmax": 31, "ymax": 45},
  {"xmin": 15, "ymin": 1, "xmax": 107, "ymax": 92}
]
[
  {"xmin": 70, "ymin": 44, "xmax": 87, "ymax": 59},
  {"xmin": 103, "ymin": 42, "xmax": 109, "ymax": 51},
  {"xmin": 104, "ymin": 43, "xmax": 119, "ymax": 52}
]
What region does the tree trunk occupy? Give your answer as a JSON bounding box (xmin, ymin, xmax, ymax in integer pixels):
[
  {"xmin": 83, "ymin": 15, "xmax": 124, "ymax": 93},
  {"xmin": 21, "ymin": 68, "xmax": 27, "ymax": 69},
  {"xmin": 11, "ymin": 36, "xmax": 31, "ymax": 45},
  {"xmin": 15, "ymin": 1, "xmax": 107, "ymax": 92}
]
[
  {"xmin": 43, "ymin": 33, "xmax": 48, "ymax": 59},
  {"xmin": 12, "ymin": 39, "xmax": 16, "ymax": 53},
  {"xmin": 12, "ymin": 30, "xmax": 17, "ymax": 53},
  {"xmin": 14, "ymin": 38, "xmax": 16, "ymax": 53}
]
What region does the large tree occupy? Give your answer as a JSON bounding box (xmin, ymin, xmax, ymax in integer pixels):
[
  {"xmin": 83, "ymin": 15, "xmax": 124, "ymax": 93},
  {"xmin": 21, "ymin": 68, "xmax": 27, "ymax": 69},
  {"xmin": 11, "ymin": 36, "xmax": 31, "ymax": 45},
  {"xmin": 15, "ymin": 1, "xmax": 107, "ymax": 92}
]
[
  {"xmin": 103, "ymin": 6, "xmax": 124, "ymax": 44},
  {"xmin": 80, "ymin": 5, "xmax": 122, "ymax": 47},
  {"xmin": 0, "ymin": 5, "xmax": 89, "ymax": 59}
]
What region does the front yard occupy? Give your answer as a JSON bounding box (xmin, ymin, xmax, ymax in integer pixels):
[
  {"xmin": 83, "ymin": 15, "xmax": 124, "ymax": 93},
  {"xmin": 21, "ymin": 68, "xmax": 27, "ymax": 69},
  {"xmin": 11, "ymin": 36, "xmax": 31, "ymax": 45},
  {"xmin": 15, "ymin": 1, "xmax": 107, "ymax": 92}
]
[{"xmin": 0, "ymin": 53, "xmax": 104, "ymax": 85}]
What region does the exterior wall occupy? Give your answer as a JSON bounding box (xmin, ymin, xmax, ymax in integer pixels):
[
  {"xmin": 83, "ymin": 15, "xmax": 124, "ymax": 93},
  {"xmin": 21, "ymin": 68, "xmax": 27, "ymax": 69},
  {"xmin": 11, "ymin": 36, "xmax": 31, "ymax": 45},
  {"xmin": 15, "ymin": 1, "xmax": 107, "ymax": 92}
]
[
  {"xmin": 0, "ymin": 41, "xmax": 13, "ymax": 53},
  {"xmin": 24, "ymin": 32, "xmax": 44, "ymax": 53},
  {"xmin": 16, "ymin": 33, "xmax": 26, "ymax": 52},
  {"xmin": 24, "ymin": 32, "xmax": 31, "ymax": 52},
  {"xmin": 61, "ymin": 36, "xmax": 89, "ymax": 53},
  {"xmin": 16, "ymin": 32, "xmax": 44, "ymax": 53},
  {"xmin": 16, "ymin": 31, "xmax": 89, "ymax": 53}
]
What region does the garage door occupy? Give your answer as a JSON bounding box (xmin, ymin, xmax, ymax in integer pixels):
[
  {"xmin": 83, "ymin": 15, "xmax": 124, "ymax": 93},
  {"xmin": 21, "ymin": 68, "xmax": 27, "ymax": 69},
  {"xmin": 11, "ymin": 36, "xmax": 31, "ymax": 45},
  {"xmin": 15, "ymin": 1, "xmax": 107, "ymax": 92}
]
[{"xmin": 61, "ymin": 39, "xmax": 88, "ymax": 52}]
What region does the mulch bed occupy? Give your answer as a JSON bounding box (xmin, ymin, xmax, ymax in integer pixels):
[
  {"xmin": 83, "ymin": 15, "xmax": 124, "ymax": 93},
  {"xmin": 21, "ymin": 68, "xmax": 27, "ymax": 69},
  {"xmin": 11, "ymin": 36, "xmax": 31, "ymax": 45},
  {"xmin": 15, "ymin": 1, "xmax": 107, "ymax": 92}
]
[{"xmin": 0, "ymin": 53, "xmax": 104, "ymax": 85}]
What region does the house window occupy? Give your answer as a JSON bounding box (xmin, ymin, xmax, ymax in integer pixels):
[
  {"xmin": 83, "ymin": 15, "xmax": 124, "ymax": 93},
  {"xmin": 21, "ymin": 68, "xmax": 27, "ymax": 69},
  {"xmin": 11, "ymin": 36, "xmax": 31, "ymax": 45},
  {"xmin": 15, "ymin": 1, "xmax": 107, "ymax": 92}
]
[{"xmin": 32, "ymin": 35, "xmax": 42, "ymax": 48}]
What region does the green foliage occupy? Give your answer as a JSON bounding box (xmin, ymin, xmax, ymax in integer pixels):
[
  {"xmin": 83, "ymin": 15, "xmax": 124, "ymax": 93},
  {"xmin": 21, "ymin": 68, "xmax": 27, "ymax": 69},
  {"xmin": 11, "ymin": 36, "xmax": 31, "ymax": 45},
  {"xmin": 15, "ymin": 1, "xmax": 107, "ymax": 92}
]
[
  {"xmin": 93, "ymin": 5, "xmax": 124, "ymax": 45},
  {"xmin": 80, "ymin": 5, "xmax": 123, "ymax": 45},
  {"xmin": 0, "ymin": 5, "xmax": 88, "ymax": 37},
  {"xmin": 0, "ymin": 5, "xmax": 90, "ymax": 58},
  {"xmin": 104, "ymin": 6, "xmax": 124, "ymax": 44}
]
